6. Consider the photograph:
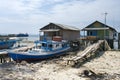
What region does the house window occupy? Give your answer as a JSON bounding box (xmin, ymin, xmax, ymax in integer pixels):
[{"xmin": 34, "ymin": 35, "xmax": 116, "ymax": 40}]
[
  {"xmin": 114, "ymin": 32, "xmax": 117, "ymax": 36},
  {"xmin": 88, "ymin": 31, "xmax": 97, "ymax": 36},
  {"xmin": 90, "ymin": 31, "xmax": 93, "ymax": 35},
  {"xmin": 88, "ymin": 31, "xmax": 93, "ymax": 36},
  {"xmin": 53, "ymin": 31, "xmax": 60, "ymax": 36}
]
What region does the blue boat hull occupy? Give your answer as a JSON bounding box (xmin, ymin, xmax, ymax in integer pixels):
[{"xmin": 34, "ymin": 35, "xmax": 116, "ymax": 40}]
[
  {"xmin": 8, "ymin": 47, "xmax": 70, "ymax": 62},
  {"xmin": 0, "ymin": 40, "xmax": 16, "ymax": 49}
]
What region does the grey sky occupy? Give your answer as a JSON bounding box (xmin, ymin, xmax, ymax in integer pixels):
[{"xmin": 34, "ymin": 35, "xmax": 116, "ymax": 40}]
[{"xmin": 0, "ymin": 0, "xmax": 120, "ymax": 34}]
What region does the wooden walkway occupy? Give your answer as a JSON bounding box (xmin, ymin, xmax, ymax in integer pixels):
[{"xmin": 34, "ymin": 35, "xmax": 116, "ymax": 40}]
[{"xmin": 67, "ymin": 40, "xmax": 111, "ymax": 67}]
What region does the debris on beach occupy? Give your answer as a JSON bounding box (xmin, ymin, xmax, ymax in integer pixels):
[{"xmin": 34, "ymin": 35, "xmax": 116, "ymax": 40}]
[
  {"xmin": 0, "ymin": 40, "xmax": 120, "ymax": 80},
  {"xmin": 0, "ymin": 50, "xmax": 120, "ymax": 80}
]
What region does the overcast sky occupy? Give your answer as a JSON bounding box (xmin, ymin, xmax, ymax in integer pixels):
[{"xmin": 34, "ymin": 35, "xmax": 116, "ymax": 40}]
[{"xmin": 0, "ymin": 0, "xmax": 120, "ymax": 34}]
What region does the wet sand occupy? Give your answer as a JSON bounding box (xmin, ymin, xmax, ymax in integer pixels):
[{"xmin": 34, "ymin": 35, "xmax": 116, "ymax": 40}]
[{"xmin": 0, "ymin": 51, "xmax": 120, "ymax": 80}]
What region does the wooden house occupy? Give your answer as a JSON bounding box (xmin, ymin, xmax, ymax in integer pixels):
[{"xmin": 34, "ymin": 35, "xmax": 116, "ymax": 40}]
[
  {"xmin": 39, "ymin": 23, "xmax": 80, "ymax": 41},
  {"xmin": 82, "ymin": 21, "xmax": 117, "ymax": 48}
]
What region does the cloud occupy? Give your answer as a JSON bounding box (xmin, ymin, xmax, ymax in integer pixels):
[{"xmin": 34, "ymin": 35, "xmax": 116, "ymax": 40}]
[
  {"xmin": 49, "ymin": 0, "xmax": 120, "ymax": 29},
  {"xmin": 0, "ymin": 0, "xmax": 120, "ymax": 34}
]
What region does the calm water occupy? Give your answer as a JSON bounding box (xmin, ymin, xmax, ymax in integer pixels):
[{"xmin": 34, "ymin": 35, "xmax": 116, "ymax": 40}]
[
  {"xmin": 10, "ymin": 35, "xmax": 39, "ymax": 48},
  {"xmin": 28, "ymin": 34, "xmax": 39, "ymax": 41}
]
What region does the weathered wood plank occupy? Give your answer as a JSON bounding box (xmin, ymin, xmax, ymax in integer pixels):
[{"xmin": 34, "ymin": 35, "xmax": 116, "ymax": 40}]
[{"xmin": 67, "ymin": 40, "xmax": 111, "ymax": 66}]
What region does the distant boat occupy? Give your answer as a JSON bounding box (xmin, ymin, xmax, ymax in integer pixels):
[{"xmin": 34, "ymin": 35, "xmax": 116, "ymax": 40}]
[
  {"xmin": 8, "ymin": 40, "xmax": 70, "ymax": 62},
  {"xmin": 16, "ymin": 33, "xmax": 29, "ymax": 37},
  {"xmin": 0, "ymin": 38, "xmax": 17, "ymax": 49},
  {"xmin": 0, "ymin": 33, "xmax": 29, "ymax": 37}
]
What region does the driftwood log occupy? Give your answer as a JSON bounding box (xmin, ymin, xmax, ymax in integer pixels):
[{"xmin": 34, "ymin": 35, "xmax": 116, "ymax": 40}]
[{"xmin": 67, "ymin": 40, "xmax": 111, "ymax": 67}]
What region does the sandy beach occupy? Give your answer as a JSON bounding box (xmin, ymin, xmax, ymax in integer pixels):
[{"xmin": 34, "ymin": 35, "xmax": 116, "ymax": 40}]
[{"xmin": 0, "ymin": 51, "xmax": 120, "ymax": 80}]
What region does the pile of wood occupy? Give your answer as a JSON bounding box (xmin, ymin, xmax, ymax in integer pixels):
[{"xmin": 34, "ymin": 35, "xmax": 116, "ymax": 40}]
[{"xmin": 67, "ymin": 40, "xmax": 111, "ymax": 67}]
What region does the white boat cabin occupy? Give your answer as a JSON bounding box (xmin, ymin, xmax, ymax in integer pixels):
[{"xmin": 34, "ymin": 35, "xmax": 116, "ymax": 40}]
[{"xmin": 35, "ymin": 40, "xmax": 69, "ymax": 52}]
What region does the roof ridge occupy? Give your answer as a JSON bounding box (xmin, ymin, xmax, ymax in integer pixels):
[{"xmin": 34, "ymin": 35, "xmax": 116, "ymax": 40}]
[
  {"xmin": 51, "ymin": 22, "xmax": 80, "ymax": 31},
  {"xmin": 84, "ymin": 20, "xmax": 116, "ymax": 32}
]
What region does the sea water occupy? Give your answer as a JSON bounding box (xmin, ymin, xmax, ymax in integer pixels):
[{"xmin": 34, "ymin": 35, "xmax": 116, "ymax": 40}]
[
  {"xmin": 13, "ymin": 34, "xmax": 39, "ymax": 47},
  {"xmin": 28, "ymin": 34, "xmax": 39, "ymax": 41}
]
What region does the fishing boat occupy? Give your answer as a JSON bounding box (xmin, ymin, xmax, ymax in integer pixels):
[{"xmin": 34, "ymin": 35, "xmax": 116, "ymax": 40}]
[
  {"xmin": 16, "ymin": 33, "xmax": 29, "ymax": 37},
  {"xmin": 8, "ymin": 40, "xmax": 70, "ymax": 61},
  {"xmin": 0, "ymin": 37, "xmax": 17, "ymax": 49}
]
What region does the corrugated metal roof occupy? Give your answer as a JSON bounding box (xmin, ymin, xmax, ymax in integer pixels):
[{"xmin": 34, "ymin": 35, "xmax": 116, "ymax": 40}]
[
  {"xmin": 40, "ymin": 29, "xmax": 60, "ymax": 32},
  {"xmin": 52, "ymin": 23, "xmax": 80, "ymax": 31}
]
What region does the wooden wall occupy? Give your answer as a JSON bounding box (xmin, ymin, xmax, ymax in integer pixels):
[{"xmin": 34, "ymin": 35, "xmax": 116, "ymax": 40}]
[{"xmin": 62, "ymin": 30, "xmax": 80, "ymax": 41}]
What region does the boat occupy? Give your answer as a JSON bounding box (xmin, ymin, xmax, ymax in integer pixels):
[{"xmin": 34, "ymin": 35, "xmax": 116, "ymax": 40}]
[
  {"xmin": 8, "ymin": 40, "xmax": 70, "ymax": 61},
  {"xmin": 16, "ymin": 33, "xmax": 29, "ymax": 37},
  {"xmin": 0, "ymin": 37, "xmax": 17, "ymax": 49}
]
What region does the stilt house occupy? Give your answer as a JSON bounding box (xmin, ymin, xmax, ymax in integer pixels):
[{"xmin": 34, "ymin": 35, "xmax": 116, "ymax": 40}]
[
  {"xmin": 82, "ymin": 21, "xmax": 117, "ymax": 48},
  {"xmin": 39, "ymin": 23, "xmax": 80, "ymax": 41}
]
